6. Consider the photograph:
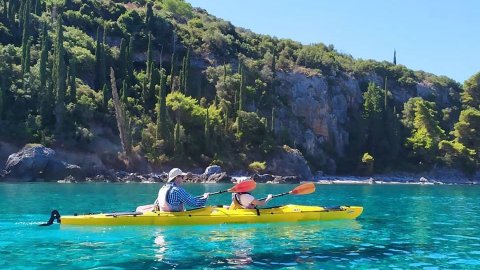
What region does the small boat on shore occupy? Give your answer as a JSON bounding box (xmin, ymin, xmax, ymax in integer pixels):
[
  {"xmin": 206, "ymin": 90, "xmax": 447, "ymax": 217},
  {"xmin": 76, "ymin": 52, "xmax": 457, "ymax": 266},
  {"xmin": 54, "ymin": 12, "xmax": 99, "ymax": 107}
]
[{"xmin": 59, "ymin": 204, "xmax": 363, "ymax": 226}]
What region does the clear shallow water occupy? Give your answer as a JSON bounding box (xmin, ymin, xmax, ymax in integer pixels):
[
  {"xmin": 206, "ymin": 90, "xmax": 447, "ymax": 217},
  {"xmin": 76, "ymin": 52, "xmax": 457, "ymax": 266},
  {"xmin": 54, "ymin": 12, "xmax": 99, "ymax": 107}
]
[{"xmin": 1, "ymin": 183, "xmax": 480, "ymax": 269}]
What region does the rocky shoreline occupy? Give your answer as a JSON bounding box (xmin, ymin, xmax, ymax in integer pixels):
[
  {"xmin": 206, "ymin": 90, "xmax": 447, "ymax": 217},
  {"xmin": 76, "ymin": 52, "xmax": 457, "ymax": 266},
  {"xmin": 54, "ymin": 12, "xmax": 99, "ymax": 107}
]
[{"xmin": 1, "ymin": 145, "xmax": 479, "ymax": 185}]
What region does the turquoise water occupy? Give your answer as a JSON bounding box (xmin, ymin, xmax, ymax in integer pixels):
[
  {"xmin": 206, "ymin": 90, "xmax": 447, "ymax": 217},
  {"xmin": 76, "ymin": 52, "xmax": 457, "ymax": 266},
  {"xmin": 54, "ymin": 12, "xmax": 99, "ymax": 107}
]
[{"xmin": 1, "ymin": 183, "xmax": 480, "ymax": 269}]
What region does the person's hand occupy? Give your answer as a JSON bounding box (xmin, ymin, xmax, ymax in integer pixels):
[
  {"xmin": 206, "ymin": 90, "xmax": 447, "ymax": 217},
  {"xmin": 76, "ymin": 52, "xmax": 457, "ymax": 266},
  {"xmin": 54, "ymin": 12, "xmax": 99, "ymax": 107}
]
[
  {"xmin": 201, "ymin": 193, "xmax": 210, "ymax": 199},
  {"xmin": 265, "ymin": 194, "xmax": 273, "ymax": 203}
]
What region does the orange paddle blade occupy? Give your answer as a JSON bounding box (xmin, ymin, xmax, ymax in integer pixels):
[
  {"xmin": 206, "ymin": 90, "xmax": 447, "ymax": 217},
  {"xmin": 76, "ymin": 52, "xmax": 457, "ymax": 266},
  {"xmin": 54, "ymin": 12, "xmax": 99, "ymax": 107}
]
[
  {"xmin": 290, "ymin": 182, "xmax": 316, "ymax": 195},
  {"xmin": 229, "ymin": 180, "xmax": 256, "ymax": 193}
]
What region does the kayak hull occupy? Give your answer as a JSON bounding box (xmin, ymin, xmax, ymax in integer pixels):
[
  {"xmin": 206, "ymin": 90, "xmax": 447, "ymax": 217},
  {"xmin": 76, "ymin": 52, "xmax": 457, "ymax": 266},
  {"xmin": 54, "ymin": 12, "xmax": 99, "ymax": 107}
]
[{"xmin": 60, "ymin": 204, "xmax": 363, "ymax": 226}]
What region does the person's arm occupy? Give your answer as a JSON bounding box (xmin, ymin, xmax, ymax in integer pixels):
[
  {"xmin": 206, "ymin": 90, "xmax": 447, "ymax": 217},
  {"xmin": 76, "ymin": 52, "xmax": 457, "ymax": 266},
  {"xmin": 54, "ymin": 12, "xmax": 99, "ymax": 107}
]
[
  {"xmin": 251, "ymin": 194, "xmax": 273, "ymax": 207},
  {"xmin": 175, "ymin": 187, "xmax": 208, "ymax": 208}
]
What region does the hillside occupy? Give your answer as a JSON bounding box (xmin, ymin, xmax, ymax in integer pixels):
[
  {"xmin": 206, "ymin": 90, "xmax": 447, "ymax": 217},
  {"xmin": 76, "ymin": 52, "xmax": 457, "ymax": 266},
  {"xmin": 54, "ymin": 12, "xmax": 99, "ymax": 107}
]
[{"xmin": 0, "ymin": 0, "xmax": 479, "ymax": 179}]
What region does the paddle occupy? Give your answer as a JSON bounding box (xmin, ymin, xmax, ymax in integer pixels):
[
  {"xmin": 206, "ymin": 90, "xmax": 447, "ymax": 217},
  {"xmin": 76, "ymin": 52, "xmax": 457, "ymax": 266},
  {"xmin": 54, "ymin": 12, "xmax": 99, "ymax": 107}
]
[
  {"xmin": 258, "ymin": 182, "xmax": 316, "ymax": 201},
  {"xmin": 208, "ymin": 179, "xmax": 257, "ymax": 195},
  {"xmin": 135, "ymin": 180, "xmax": 257, "ymax": 212}
]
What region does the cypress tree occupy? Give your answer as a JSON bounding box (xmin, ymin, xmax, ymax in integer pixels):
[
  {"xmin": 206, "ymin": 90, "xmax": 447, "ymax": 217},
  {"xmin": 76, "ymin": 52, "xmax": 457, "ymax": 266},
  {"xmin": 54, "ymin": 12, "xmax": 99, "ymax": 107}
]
[
  {"xmin": 39, "ymin": 21, "xmax": 48, "ymax": 103},
  {"xmin": 126, "ymin": 36, "xmax": 134, "ymax": 85},
  {"xmin": 271, "ymin": 106, "xmax": 275, "ymax": 133},
  {"xmin": 384, "ymin": 76, "xmax": 388, "ymax": 112},
  {"xmin": 145, "ymin": 2, "xmax": 154, "ymax": 31},
  {"xmin": 53, "ymin": 15, "xmax": 66, "ymax": 135},
  {"xmin": 68, "ymin": 58, "xmax": 76, "ymax": 103},
  {"xmin": 23, "ymin": 38, "xmax": 31, "ymax": 74},
  {"xmin": 156, "ymin": 69, "xmax": 168, "ymax": 141},
  {"xmin": 2, "ymin": 0, "xmax": 6, "ymax": 18},
  {"xmin": 121, "ymin": 80, "xmax": 128, "ymax": 104},
  {"xmin": 94, "ymin": 26, "xmax": 104, "ymax": 90},
  {"xmin": 169, "ymin": 33, "xmax": 176, "ymax": 91},
  {"xmin": 21, "ymin": 0, "xmax": 31, "ymax": 75},
  {"xmin": 149, "ymin": 66, "xmax": 160, "ymax": 109},
  {"xmin": 271, "ymin": 46, "xmax": 276, "ymax": 93},
  {"xmin": 182, "ymin": 47, "xmax": 190, "ymax": 94},
  {"xmin": 110, "ymin": 68, "xmax": 132, "ymax": 156},
  {"xmin": 238, "ymin": 65, "xmax": 244, "ymax": 112},
  {"xmin": 118, "ymin": 38, "xmax": 127, "ymax": 81},
  {"xmin": 102, "ymin": 84, "xmax": 109, "ymax": 110},
  {"xmin": 393, "ymin": 49, "xmax": 396, "ymax": 65},
  {"xmin": 146, "ymin": 32, "xmax": 153, "ymax": 83},
  {"xmin": 34, "ymin": 0, "xmax": 41, "ymax": 15},
  {"xmin": 205, "ymin": 107, "xmax": 210, "ymax": 151}
]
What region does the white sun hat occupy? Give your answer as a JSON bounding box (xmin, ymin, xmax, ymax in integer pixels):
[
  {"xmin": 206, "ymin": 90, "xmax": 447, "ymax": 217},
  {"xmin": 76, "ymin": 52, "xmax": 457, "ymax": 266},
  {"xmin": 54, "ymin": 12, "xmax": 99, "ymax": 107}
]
[{"xmin": 168, "ymin": 168, "xmax": 187, "ymax": 182}]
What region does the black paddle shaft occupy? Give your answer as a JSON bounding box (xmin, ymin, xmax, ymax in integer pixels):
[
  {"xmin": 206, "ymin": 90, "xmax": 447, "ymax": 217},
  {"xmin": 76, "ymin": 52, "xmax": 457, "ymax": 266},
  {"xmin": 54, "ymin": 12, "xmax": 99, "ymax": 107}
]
[{"xmin": 258, "ymin": 191, "xmax": 290, "ymax": 201}]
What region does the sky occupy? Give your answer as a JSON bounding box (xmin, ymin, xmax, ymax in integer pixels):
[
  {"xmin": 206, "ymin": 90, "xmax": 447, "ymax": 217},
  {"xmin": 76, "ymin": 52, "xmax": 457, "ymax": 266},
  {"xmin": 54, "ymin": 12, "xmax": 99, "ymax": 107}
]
[{"xmin": 186, "ymin": 0, "xmax": 480, "ymax": 83}]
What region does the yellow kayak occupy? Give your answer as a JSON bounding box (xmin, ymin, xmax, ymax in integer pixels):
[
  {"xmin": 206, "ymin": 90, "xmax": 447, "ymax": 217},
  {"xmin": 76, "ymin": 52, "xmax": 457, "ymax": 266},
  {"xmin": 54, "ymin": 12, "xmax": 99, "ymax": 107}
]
[{"xmin": 60, "ymin": 205, "xmax": 363, "ymax": 226}]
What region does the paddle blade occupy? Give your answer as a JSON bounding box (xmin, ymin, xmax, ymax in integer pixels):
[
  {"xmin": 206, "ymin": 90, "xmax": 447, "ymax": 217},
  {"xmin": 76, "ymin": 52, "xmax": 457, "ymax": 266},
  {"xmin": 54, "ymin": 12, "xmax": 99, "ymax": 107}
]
[
  {"xmin": 228, "ymin": 180, "xmax": 256, "ymax": 193},
  {"xmin": 290, "ymin": 182, "xmax": 316, "ymax": 195}
]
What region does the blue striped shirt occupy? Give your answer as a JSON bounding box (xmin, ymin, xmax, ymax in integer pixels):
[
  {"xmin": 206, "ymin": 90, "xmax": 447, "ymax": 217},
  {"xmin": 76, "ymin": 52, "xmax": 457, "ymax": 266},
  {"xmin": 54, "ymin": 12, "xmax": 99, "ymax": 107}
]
[{"xmin": 167, "ymin": 183, "xmax": 207, "ymax": 208}]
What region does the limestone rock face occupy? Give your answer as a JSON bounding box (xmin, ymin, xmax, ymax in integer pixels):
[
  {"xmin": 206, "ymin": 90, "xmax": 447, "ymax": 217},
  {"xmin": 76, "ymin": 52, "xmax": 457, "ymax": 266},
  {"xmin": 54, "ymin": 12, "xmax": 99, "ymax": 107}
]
[
  {"xmin": 273, "ymin": 70, "xmax": 457, "ymax": 173},
  {"xmin": 266, "ymin": 145, "xmax": 313, "ymax": 180}
]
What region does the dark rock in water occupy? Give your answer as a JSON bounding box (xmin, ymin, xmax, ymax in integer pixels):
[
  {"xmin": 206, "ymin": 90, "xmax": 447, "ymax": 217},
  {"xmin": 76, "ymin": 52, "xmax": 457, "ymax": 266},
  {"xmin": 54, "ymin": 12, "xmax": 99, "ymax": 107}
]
[
  {"xmin": 266, "ymin": 145, "xmax": 313, "ymax": 180},
  {"xmin": 207, "ymin": 172, "xmax": 232, "ymax": 183},
  {"xmin": 44, "ymin": 159, "xmax": 83, "ymax": 181},
  {"xmin": 2, "ymin": 145, "xmax": 83, "ymax": 182},
  {"xmin": 273, "ymin": 175, "xmax": 300, "ymax": 184},
  {"xmin": 252, "ymin": 174, "xmax": 275, "ymax": 183}
]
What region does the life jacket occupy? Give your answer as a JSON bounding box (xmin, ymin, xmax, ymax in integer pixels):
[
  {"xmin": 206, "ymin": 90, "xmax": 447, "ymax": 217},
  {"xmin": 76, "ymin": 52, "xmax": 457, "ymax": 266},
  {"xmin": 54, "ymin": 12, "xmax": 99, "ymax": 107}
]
[
  {"xmin": 156, "ymin": 183, "xmax": 185, "ymax": 212},
  {"xmin": 229, "ymin": 192, "xmax": 254, "ymax": 210}
]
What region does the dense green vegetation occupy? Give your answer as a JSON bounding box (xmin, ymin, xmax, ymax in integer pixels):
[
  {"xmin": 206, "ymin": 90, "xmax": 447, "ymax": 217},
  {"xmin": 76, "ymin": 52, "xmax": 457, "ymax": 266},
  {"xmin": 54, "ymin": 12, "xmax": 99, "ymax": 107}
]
[{"xmin": 0, "ymin": 0, "xmax": 478, "ymax": 175}]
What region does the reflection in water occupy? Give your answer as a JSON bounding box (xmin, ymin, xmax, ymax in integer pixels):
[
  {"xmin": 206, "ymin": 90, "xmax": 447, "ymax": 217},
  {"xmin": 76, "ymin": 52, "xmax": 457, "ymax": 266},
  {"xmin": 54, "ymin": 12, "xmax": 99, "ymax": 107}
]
[{"xmin": 146, "ymin": 220, "xmax": 364, "ymax": 268}]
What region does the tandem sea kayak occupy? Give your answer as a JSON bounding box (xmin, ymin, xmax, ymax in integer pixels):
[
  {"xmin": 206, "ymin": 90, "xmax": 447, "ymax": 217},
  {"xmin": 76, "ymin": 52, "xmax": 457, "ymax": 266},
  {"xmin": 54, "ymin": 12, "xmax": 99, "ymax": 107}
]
[{"xmin": 59, "ymin": 204, "xmax": 363, "ymax": 226}]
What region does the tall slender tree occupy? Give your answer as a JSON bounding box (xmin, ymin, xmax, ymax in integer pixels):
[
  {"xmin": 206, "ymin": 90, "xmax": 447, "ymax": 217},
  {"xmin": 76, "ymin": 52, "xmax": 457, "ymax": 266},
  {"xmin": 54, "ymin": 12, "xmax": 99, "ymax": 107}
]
[
  {"xmin": 118, "ymin": 38, "xmax": 127, "ymax": 81},
  {"xmin": 169, "ymin": 33, "xmax": 176, "ymax": 91},
  {"xmin": 110, "ymin": 68, "xmax": 132, "ymax": 156},
  {"xmin": 39, "ymin": 21, "xmax": 48, "ymax": 104},
  {"xmin": 94, "ymin": 26, "xmax": 105, "ymax": 90},
  {"xmin": 20, "ymin": 0, "xmax": 31, "ymax": 75},
  {"xmin": 146, "ymin": 32, "xmax": 153, "ymax": 83},
  {"xmin": 145, "ymin": 2, "xmax": 154, "ymax": 31},
  {"xmin": 204, "ymin": 106, "xmax": 210, "ymax": 151},
  {"xmin": 126, "ymin": 36, "xmax": 134, "ymax": 85},
  {"xmin": 52, "ymin": 15, "xmax": 67, "ymax": 135},
  {"xmin": 68, "ymin": 58, "xmax": 76, "ymax": 103},
  {"xmin": 156, "ymin": 69, "xmax": 169, "ymax": 141}
]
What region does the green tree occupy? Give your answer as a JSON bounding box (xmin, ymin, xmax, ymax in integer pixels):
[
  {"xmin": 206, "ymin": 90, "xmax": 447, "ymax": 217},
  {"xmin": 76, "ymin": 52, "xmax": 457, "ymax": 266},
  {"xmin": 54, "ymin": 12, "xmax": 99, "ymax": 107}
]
[
  {"xmin": 68, "ymin": 58, "xmax": 76, "ymax": 103},
  {"xmin": 146, "ymin": 32, "xmax": 153, "ymax": 84},
  {"xmin": 94, "ymin": 26, "xmax": 105, "ymax": 90},
  {"xmin": 204, "ymin": 106, "xmax": 210, "ymax": 151},
  {"xmin": 362, "ymin": 82, "xmax": 387, "ymax": 165},
  {"xmin": 20, "ymin": 0, "xmax": 31, "ymax": 75},
  {"xmin": 461, "ymin": 72, "xmax": 480, "ymax": 109},
  {"xmin": 145, "ymin": 1, "xmax": 154, "ymax": 31},
  {"xmin": 156, "ymin": 68, "xmax": 169, "ymax": 141},
  {"xmin": 405, "ymin": 98, "xmax": 445, "ymax": 165},
  {"xmin": 102, "ymin": 84, "xmax": 109, "ymax": 110},
  {"xmin": 118, "ymin": 38, "xmax": 127, "ymax": 82},
  {"xmin": 53, "ymin": 15, "xmax": 67, "ymax": 135},
  {"xmin": 147, "ymin": 65, "xmax": 160, "ymax": 111},
  {"xmin": 126, "ymin": 36, "xmax": 134, "ymax": 85},
  {"xmin": 452, "ymin": 108, "xmax": 480, "ymax": 159}
]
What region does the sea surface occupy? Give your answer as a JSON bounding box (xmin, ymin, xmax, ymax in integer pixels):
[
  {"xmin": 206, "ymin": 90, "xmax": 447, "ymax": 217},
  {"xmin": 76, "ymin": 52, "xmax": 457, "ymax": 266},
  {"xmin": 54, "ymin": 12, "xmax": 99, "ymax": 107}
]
[{"xmin": 1, "ymin": 183, "xmax": 480, "ymax": 269}]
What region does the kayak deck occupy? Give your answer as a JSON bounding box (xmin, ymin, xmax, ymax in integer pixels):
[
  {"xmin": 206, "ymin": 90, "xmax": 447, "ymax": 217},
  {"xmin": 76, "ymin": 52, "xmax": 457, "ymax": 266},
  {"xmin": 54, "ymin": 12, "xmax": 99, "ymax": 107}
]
[{"xmin": 60, "ymin": 205, "xmax": 363, "ymax": 226}]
